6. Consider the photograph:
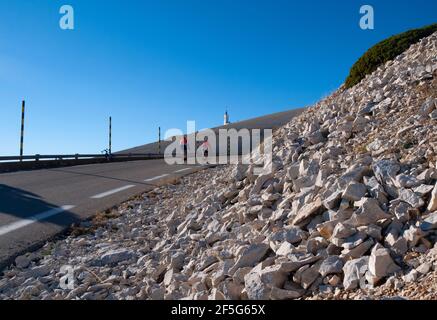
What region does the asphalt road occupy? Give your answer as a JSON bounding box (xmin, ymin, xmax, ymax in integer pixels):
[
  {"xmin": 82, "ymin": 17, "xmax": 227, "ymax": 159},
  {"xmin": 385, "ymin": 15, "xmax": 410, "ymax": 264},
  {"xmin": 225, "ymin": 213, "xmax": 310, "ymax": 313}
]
[
  {"xmin": 120, "ymin": 108, "xmax": 305, "ymax": 154},
  {"xmin": 0, "ymin": 159, "xmax": 206, "ymax": 269}
]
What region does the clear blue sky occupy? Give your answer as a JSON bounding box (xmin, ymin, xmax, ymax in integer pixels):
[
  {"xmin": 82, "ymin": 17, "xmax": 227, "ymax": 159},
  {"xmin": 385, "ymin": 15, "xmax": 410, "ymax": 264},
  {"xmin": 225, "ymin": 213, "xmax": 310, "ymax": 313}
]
[{"xmin": 0, "ymin": 0, "xmax": 436, "ymax": 155}]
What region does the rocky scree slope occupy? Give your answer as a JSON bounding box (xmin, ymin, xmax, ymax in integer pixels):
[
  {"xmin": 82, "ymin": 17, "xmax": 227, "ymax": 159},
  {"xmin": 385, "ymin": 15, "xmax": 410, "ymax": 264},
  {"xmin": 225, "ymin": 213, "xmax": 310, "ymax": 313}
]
[{"xmin": 0, "ymin": 32, "xmax": 437, "ymax": 300}]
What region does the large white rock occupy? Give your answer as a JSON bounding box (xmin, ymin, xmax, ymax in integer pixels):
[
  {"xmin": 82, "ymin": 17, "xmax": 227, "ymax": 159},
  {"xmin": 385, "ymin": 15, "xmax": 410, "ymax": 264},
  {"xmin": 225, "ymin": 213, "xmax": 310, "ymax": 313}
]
[
  {"xmin": 368, "ymin": 243, "xmax": 400, "ymax": 279},
  {"xmin": 345, "ymin": 198, "xmax": 391, "ymax": 227},
  {"xmin": 343, "ymin": 256, "xmax": 369, "ymax": 290},
  {"xmin": 228, "ymin": 243, "xmax": 270, "ymax": 275},
  {"xmin": 291, "ymin": 198, "xmax": 324, "ymax": 226},
  {"xmin": 318, "ymin": 256, "xmax": 344, "ymax": 277}
]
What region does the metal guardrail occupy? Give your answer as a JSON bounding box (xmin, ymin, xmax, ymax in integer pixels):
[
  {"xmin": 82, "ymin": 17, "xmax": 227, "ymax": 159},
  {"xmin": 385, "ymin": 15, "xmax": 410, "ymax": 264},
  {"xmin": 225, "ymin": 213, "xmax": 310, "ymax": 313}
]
[{"xmin": 0, "ymin": 153, "xmax": 163, "ymax": 162}]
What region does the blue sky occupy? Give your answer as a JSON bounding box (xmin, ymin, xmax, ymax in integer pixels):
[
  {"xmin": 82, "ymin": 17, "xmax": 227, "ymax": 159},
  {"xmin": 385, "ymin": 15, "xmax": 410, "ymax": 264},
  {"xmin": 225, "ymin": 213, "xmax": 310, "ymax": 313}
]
[{"xmin": 0, "ymin": 0, "xmax": 436, "ymax": 155}]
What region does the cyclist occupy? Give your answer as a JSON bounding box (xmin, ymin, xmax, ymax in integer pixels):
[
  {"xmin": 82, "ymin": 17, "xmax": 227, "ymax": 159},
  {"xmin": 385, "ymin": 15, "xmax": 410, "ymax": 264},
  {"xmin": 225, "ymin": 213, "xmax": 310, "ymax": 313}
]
[
  {"xmin": 180, "ymin": 135, "xmax": 188, "ymax": 162},
  {"xmin": 200, "ymin": 137, "xmax": 210, "ymax": 163}
]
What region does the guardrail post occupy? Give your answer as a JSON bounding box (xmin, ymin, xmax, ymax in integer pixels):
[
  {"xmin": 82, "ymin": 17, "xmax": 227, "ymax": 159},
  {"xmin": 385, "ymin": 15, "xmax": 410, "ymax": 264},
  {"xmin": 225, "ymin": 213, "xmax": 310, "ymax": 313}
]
[
  {"xmin": 158, "ymin": 127, "xmax": 161, "ymax": 154},
  {"xmin": 109, "ymin": 116, "xmax": 112, "ymax": 155},
  {"xmin": 75, "ymin": 153, "xmax": 79, "ymax": 160},
  {"xmin": 35, "ymin": 154, "xmax": 40, "ymax": 162},
  {"xmin": 19, "ymin": 100, "xmax": 25, "ymax": 162}
]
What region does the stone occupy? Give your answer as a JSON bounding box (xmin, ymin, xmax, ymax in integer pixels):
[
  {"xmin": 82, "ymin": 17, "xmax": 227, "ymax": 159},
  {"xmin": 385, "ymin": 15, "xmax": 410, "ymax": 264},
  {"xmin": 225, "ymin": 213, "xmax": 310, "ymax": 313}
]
[
  {"xmin": 233, "ymin": 164, "xmax": 247, "ymax": 181},
  {"xmin": 342, "ymin": 182, "xmax": 367, "ymax": 202},
  {"xmin": 291, "ymin": 198, "xmax": 324, "ymax": 226},
  {"xmin": 293, "ymin": 175, "xmax": 317, "ymax": 192},
  {"xmin": 299, "ymin": 159, "xmax": 319, "ymax": 177},
  {"xmin": 306, "ymin": 237, "xmax": 329, "ymax": 254},
  {"xmin": 250, "ymin": 173, "xmax": 273, "ymax": 196},
  {"xmin": 338, "ymin": 166, "xmax": 368, "ymax": 186},
  {"xmin": 343, "ymin": 256, "xmax": 369, "ymax": 290},
  {"xmin": 278, "ymin": 253, "xmax": 320, "ymax": 273},
  {"xmin": 341, "ymin": 231, "xmax": 367, "ymax": 250},
  {"xmin": 421, "ymin": 212, "xmax": 437, "ymax": 231},
  {"xmin": 286, "ymin": 163, "xmax": 300, "ymax": 180},
  {"xmin": 15, "ymin": 255, "xmax": 31, "ymax": 269},
  {"xmin": 392, "ymin": 201, "xmax": 411, "ymax": 223},
  {"xmin": 328, "ymin": 275, "xmax": 341, "ymax": 286},
  {"xmin": 318, "ymin": 256, "xmax": 344, "ymax": 277},
  {"xmin": 341, "ymin": 238, "xmax": 374, "ymax": 260},
  {"xmin": 269, "ymin": 227, "xmax": 307, "ymax": 244},
  {"xmin": 259, "ymin": 265, "xmax": 288, "ymax": 288},
  {"xmin": 28, "ymin": 265, "xmax": 51, "ymax": 278},
  {"xmin": 428, "ymin": 183, "xmax": 437, "ymax": 212},
  {"xmin": 299, "ymin": 264, "xmax": 320, "ymax": 289},
  {"xmin": 308, "ymin": 130, "xmax": 325, "ymax": 145},
  {"xmin": 323, "ymin": 190, "xmax": 342, "ymax": 209},
  {"xmin": 209, "ymin": 288, "xmax": 226, "ymax": 300},
  {"xmin": 358, "ymin": 224, "xmax": 382, "ymax": 241},
  {"xmin": 101, "ymin": 249, "xmax": 135, "ymax": 266},
  {"xmin": 358, "ymin": 102, "xmax": 377, "ymax": 115},
  {"xmin": 403, "ymin": 225, "xmax": 425, "ymax": 248},
  {"xmin": 413, "ymin": 184, "xmax": 435, "ymax": 197},
  {"xmin": 364, "ymin": 176, "xmax": 388, "ymax": 205},
  {"xmin": 419, "ymin": 98, "xmax": 436, "ymax": 115},
  {"xmin": 243, "ymin": 264, "xmax": 288, "ymax": 300},
  {"xmin": 398, "ymin": 188, "xmax": 424, "ymax": 208},
  {"xmin": 163, "ymin": 269, "xmax": 175, "ymax": 286},
  {"xmin": 416, "ymin": 262, "xmax": 431, "ymax": 275},
  {"xmin": 170, "ymin": 252, "xmax": 186, "ymax": 271},
  {"xmin": 402, "ymin": 269, "xmax": 419, "ymax": 283},
  {"xmin": 270, "ymin": 286, "xmax": 304, "ymax": 300},
  {"xmin": 199, "ymin": 255, "xmax": 219, "ymax": 271},
  {"xmin": 417, "ymin": 169, "xmax": 437, "ymax": 182},
  {"xmin": 276, "ymin": 242, "xmax": 294, "ymax": 256},
  {"xmin": 394, "ymin": 174, "xmax": 420, "ymax": 189},
  {"xmin": 228, "ymin": 243, "xmax": 270, "ymax": 275},
  {"xmin": 368, "ymin": 244, "xmax": 400, "ymax": 279},
  {"xmin": 332, "ymin": 223, "xmax": 356, "ymax": 239},
  {"xmin": 391, "ymin": 236, "xmax": 408, "ymax": 256},
  {"xmin": 373, "ymin": 159, "xmax": 400, "ymax": 184},
  {"xmin": 345, "ymin": 198, "xmax": 392, "ymax": 227}
]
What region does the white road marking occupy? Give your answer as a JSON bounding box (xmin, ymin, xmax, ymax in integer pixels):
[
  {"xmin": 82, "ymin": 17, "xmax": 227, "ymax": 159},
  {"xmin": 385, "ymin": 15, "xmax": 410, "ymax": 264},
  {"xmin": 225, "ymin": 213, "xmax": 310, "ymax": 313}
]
[
  {"xmin": 0, "ymin": 205, "xmax": 75, "ymax": 236},
  {"xmin": 174, "ymin": 168, "xmax": 192, "ymax": 173},
  {"xmin": 144, "ymin": 174, "xmax": 169, "ymax": 182},
  {"xmin": 90, "ymin": 185, "xmax": 136, "ymax": 199}
]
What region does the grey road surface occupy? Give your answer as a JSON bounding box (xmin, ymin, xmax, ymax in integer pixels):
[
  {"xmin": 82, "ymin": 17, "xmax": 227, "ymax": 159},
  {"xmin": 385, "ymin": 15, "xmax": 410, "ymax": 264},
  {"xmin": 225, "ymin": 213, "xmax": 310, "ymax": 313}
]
[
  {"xmin": 120, "ymin": 108, "xmax": 305, "ymax": 154},
  {"xmin": 0, "ymin": 159, "xmax": 205, "ymax": 270}
]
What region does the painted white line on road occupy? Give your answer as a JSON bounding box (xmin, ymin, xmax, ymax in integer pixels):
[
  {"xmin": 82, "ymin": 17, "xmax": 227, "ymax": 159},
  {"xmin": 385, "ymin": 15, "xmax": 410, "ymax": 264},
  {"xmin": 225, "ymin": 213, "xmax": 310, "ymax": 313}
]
[
  {"xmin": 174, "ymin": 168, "xmax": 192, "ymax": 173},
  {"xmin": 144, "ymin": 174, "xmax": 169, "ymax": 182},
  {"xmin": 0, "ymin": 205, "xmax": 75, "ymax": 237},
  {"xmin": 90, "ymin": 185, "xmax": 136, "ymax": 199}
]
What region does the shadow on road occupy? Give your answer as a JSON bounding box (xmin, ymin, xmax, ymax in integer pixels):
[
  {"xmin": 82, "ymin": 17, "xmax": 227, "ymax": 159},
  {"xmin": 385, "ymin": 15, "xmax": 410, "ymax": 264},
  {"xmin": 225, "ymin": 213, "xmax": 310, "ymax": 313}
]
[
  {"xmin": 0, "ymin": 184, "xmax": 79, "ymax": 228},
  {"xmin": 48, "ymin": 168, "xmax": 184, "ymax": 186}
]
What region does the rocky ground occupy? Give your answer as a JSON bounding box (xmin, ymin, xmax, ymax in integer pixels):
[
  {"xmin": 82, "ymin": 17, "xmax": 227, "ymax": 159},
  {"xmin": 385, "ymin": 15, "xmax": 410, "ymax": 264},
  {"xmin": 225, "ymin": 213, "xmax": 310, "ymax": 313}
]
[{"xmin": 0, "ymin": 32, "xmax": 436, "ymax": 300}]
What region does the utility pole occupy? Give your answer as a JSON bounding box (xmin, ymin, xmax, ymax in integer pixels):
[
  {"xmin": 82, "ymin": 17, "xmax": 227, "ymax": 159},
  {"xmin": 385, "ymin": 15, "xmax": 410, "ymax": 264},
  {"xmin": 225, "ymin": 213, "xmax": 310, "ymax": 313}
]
[
  {"xmin": 158, "ymin": 127, "xmax": 161, "ymax": 154},
  {"xmin": 109, "ymin": 116, "xmax": 112, "ymax": 155},
  {"xmin": 20, "ymin": 100, "xmax": 25, "ymax": 161}
]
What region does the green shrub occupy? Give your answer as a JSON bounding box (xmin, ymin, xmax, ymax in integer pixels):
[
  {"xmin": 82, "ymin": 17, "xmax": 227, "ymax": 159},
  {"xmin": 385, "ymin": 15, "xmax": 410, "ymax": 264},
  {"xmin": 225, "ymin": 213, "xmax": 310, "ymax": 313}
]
[{"xmin": 345, "ymin": 23, "xmax": 437, "ymax": 89}]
